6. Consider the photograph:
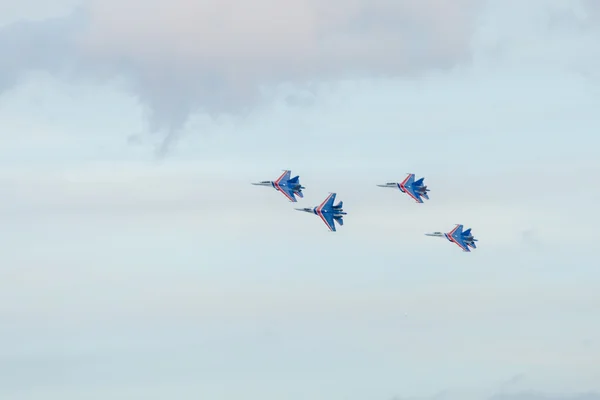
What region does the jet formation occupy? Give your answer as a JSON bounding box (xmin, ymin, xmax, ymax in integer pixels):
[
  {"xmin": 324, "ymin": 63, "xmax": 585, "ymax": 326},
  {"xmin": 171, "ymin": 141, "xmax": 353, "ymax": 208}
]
[{"xmin": 253, "ymin": 170, "xmax": 477, "ymax": 252}]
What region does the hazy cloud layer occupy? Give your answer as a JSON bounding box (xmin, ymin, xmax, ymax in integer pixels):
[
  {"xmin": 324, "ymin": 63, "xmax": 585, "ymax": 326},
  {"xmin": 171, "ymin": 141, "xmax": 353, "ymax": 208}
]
[
  {"xmin": 391, "ymin": 391, "xmax": 600, "ymax": 400},
  {"xmin": 0, "ymin": 0, "xmax": 482, "ymax": 144},
  {"xmin": 490, "ymin": 393, "xmax": 600, "ymax": 400},
  {"xmin": 1, "ymin": 2, "xmax": 600, "ymax": 399},
  {"xmin": 2, "ymin": 0, "xmax": 599, "ymax": 151}
]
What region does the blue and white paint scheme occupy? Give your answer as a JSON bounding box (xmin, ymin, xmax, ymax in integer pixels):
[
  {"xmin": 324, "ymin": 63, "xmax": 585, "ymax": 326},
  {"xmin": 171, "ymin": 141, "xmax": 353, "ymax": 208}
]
[
  {"xmin": 377, "ymin": 173, "xmax": 430, "ymax": 203},
  {"xmin": 295, "ymin": 193, "xmax": 346, "ymax": 232},
  {"xmin": 425, "ymin": 224, "xmax": 478, "ymax": 252},
  {"xmin": 252, "ymin": 170, "xmax": 305, "ymax": 202}
]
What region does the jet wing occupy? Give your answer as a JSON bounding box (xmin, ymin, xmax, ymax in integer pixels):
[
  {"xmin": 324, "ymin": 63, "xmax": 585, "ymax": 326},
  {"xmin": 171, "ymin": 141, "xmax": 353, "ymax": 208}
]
[
  {"xmin": 318, "ymin": 211, "xmax": 336, "ymax": 232},
  {"xmin": 274, "ymin": 170, "xmax": 291, "ymax": 183},
  {"xmin": 403, "ymin": 185, "xmax": 424, "ymax": 203},
  {"xmin": 277, "ymin": 185, "xmax": 297, "ymax": 202},
  {"xmin": 315, "ymin": 193, "xmax": 337, "ymax": 231},
  {"xmin": 400, "ymin": 173, "xmax": 423, "ymax": 203},
  {"xmin": 317, "ymin": 193, "xmax": 336, "ymax": 210},
  {"xmin": 448, "ymin": 224, "xmax": 470, "ymax": 252},
  {"xmin": 452, "ymin": 236, "xmax": 470, "ymax": 252},
  {"xmin": 400, "ymin": 173, "xmax": 415, "ymax": 187},
  {"xmin": 273, "ymin": 170, "xmax": 296, "ymax": 202}
]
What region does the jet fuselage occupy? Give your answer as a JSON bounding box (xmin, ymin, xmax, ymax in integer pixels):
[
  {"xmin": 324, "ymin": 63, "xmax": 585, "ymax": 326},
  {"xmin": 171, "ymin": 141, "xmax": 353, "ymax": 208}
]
[{"xmin": 296, "ymin": 207, "xmax": 346, "ymax": 216}]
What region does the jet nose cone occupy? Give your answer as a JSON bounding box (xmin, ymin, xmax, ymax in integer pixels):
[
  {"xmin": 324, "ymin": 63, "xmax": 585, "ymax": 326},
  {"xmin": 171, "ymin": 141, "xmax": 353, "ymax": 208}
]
[{"xmin": 295, "ymin": 207, "xmax": 313, "ymax": 213}]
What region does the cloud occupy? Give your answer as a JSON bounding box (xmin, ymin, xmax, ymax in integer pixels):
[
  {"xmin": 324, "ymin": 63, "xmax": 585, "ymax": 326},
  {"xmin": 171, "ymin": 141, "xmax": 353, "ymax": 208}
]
[
  {"xmin": 0, "ymin": 0, "xmax": 482, "ymax": 151},
  {"xmin": 1, "ymin": 0, "xmax": 598, "ymax": 154},
  {"xmin": 81, "ymin": 0, "xmax": 480, "ymax": 78},
  {"xmin": 2, "ymin": 0, "xmax": 599, "ymax": 154},
  {"xmin": 490, "ymin": 393, "xmax": 600, "ymax": 400},
  {"xmin": 0, "ymin": 10, "xmax": 82, "ymax": 93},
  {"xmin": 388, "ymin": 391, "xmax": 600, "ymax": 400}
]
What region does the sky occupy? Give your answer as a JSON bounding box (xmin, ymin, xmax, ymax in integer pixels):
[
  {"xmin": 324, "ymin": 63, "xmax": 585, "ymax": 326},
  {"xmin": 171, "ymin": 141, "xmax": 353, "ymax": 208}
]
[{"xmin": 1, "ymin": 0, "xmax": 599, "ymax": 399}]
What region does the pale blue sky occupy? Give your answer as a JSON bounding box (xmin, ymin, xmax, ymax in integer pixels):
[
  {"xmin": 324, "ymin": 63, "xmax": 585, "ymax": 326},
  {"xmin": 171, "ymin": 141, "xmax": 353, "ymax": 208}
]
[{"xmin": 1, "ymin": 1, "xmax": 599, "ymax": 400}]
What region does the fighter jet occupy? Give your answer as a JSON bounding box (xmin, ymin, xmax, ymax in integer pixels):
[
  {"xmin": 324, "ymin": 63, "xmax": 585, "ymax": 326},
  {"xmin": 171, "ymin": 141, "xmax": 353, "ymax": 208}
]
[
  {"xmin": 425, "ymin": 224, "xmax": 478, "ymax": 252},
  {"xmin": 377, "ymin": 173, "xmax": 430, "ymax": 203},
  {"xmin": 252, "ymin": 170, "xmax": 305, "ymax": 202},
  {"xmin": 295, "ymin": 192, "xmax": 346, "ymax": 232}
]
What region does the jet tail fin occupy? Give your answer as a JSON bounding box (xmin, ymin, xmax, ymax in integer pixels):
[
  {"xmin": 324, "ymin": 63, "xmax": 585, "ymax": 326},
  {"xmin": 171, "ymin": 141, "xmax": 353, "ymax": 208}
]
[
  {"xmin": 288, "ymin": 175, "xmax": 300, "ymax": 184},
  {"xmin": 414, "ymin": 177, "xmax": 424, "ymax": 186},
  {"xmin": 333, "ymin": 201, "xmax": 343, "ymax": 209},
  {"xmin": 333, "ymin": 216, "xmax": 344, "ymax": 226}
]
